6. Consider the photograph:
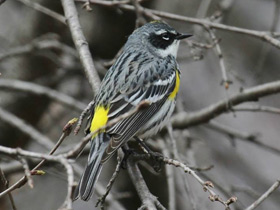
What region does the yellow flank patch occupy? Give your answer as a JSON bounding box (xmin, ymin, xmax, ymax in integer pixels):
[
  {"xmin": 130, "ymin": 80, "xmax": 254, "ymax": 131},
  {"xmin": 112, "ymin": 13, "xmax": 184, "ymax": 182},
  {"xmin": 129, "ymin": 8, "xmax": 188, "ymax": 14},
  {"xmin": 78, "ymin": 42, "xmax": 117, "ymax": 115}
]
[
  {"xmin": 168, "ymin": 70, "xmax": 180, "ymax": 99},
  {"xmin": 90, "ymin": 106, "xmax": 110, "ymax": 138},
  {"xmin": 150, "ymin": 20, "xmax": 162, "ymax": 24}
]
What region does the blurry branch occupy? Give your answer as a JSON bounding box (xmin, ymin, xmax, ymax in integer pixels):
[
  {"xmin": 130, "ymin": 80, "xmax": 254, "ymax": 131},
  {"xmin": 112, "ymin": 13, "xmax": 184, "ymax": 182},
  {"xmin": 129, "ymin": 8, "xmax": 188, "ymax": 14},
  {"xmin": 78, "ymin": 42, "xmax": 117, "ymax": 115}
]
[
  {"xmin": 233, "ymin": 105, "xmax": 280, "ymax": 115},
  {"xmin": 77, "ymin": 0, "xmax": 280, "ymax": 49},
  {"xmin": 255, "ymin": 0, "xmax": 280, "ymax": 74},
  {"xmin": 127, "ymin": 152, "xmax": 166, "ymax": 210},
  {"xmin": 0, "ymin": 117, "xmax": 126, "ymax": 209},
  {"xmin": 245, "ymin": 180, "xmax": 280, "ymax": 210},
  {"xmin": 0, "ymin": 118, "xmax": 77, "ymax": 200},
  {"xmin": 61, "ymin": 0, "xmax": 101, "ymax": 95},
  {"xmin": 0, "ymin": 33, "xmax": 78, "ymax": 61},
  {"xmin": 171, "ymin": 80, "xmax": 280, "ymax": 128},
  {"xmin": 0, "ymin": 107, "xmax": 54, "ymax": 150},
  {"xmin": 0, "ymin": 146, "xmax": 74, "ymax": 210},
  {"xmin": 0, "ymin": 168, "xmax": 17, "ymax": 210},
  {"xmin": 16, "ymin": 0, "xmax": 66, "ymax": 24},
  {"xmin": 132, "ymin": 0, "xmax": 146, "ymax": 28},
  {"xmin": 16, "ymin": 156, "xmax": 33, "ymax": 189},
  {"xmin": 162, "ymin": 155, "xmax": 237, "ymax": 209},
  {"xmin": 74, "ymin": 100, "xmax": 94, "ymax": 135},
  {"xmin": 0, "ymin": 102, "xmax": 148, "ymax": 208},
  {"xmin": 96, "ymin": 154, "xmax": 122, "ymax": 209},
  {"xmin": 0, "ymin": 79, "xmax": 85, "ymax": 112},
  {"xmin": 0, "ymin": 0, "xmax": 5, "ymax": 6},
  {"xmin": 206, "ymin": 27, "xmax": 231, "ymax": 89},
  {"xmin": 205, "ymin": 121, "xmax": 280, "ymax": 155},
  {"xmin": 159, "ymin": 139, "xmax": 176, "ymax": 210}
]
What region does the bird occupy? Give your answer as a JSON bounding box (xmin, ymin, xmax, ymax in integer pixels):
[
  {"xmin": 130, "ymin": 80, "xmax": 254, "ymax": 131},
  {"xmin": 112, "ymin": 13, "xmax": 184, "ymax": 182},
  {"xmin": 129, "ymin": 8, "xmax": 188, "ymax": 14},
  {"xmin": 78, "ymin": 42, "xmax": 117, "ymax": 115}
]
[{"xmin": 74, "ymin": 21, "xmax": 192, "ymax": 201}]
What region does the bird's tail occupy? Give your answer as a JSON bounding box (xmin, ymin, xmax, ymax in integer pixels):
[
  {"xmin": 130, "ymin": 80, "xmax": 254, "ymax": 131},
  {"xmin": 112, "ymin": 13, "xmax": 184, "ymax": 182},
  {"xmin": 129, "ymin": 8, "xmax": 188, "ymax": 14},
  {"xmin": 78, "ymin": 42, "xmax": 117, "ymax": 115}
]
[{"xmin": 73, "ymin": 133, "xmax": 110, "ymax": 201}]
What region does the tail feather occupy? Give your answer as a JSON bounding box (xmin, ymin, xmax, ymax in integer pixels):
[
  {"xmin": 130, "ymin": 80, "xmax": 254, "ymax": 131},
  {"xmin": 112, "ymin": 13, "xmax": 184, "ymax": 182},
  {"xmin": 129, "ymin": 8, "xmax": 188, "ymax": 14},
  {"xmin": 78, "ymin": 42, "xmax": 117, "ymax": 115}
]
[{"xmin": 73, "ymin": 133, "xmax": 110, "ymax": 201}]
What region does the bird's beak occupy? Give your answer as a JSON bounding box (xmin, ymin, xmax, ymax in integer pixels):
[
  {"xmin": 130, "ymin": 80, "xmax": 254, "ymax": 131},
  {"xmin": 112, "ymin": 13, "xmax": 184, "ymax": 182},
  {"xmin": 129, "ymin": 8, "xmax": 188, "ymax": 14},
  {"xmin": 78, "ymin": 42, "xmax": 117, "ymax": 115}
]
[{"xmin": 175, "ymin": 33, "xmax": 193, "ymax": 40}]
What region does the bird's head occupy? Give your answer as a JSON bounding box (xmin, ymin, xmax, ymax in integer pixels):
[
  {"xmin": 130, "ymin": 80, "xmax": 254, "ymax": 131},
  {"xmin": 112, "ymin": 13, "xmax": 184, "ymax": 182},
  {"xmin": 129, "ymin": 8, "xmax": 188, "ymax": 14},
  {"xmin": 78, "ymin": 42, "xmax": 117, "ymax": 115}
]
[{"xmin": 126, "ymin": 21, "xmax": 192, "ymax": 58}]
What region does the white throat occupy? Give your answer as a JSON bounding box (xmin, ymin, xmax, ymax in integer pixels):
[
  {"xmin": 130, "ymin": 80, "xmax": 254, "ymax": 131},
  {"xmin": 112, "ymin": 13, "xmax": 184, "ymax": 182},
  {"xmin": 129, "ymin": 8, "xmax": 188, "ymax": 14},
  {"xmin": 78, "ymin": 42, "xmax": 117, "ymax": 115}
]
[{"xmin": 157, "ymin": 40, "xmax": 180, "ymax": 58}]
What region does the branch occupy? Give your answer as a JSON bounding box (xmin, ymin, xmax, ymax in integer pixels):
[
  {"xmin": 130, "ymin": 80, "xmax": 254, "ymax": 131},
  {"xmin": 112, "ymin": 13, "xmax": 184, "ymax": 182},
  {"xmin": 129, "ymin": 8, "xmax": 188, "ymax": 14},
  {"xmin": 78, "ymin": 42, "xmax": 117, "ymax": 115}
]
[
  {"xmin": 61, "ymin": 0, "xmax": 101, "ymax": 95},
  {"xmin": 0, "ymin": 168, "xmax": 17, "ymax": 210},
  {"xmin": 233, "ymin": 105, "xmax": 280, "ymax": 115},
  {"xmin": 0, "ymin": 79, "xmax": 85, "ymax": 112},
  {"xmin": 16, "ymin": 0, "xmax": 66, "ymax": 24},
  {"xmin": 162, "ymin": 156, "xmax": 237, "ymax": 209},
  {"xmin": 0, "ymin": 0, "xmax": 5, "ymax": 6},
  {"xmin": 205, "ymin": 121, "xmax": 280, "ymax": 155},
  {"xmin": 127, "ymin": 155, "xmax": 166, "ymax": 210},
  {"xmin": 172, "ymin": 80, "xmax": 280, "ymax": 128},
  {"xmin": 0, "ymin": 34, "xmax": 77, "ymax": 61},
  {"xmin": 0, "ymin": 146, "xmax": 74, "ymax": 210},
  {"xmin": 77, "ymin": 0, "xmax": 280, "ymax": 49},
  {"xmin": 245, "ymin": 180, "xmax": 280, "ymax": 210},
  {"xmin": 0, "ymin": 118, "xmax": 77, "ymax": 199},
  {"xmin": 0, "ymin": 107, "xmax": 54, "ymax": 150}
]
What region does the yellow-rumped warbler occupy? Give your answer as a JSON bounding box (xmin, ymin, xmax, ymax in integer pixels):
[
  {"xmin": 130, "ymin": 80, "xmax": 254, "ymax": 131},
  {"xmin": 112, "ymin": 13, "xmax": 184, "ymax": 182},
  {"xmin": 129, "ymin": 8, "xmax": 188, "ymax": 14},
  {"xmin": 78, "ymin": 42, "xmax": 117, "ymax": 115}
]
[{"xmin": 74, "ymin": 21, "xmax": 192, "ymax": 201}]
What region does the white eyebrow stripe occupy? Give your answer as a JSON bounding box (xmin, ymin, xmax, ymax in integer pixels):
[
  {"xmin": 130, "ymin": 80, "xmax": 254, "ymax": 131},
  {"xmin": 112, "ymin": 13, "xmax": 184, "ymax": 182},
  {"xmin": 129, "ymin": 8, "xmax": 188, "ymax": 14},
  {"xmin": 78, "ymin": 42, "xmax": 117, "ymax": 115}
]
[{"xmin": 155, "ymin": 29, "xmax": 167, "ymax": 35}]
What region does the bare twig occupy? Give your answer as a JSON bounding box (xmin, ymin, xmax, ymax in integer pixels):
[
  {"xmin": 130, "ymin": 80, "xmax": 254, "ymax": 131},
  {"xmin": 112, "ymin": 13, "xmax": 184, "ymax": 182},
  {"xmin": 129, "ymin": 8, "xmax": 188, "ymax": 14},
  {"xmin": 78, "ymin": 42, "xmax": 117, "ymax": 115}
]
[
  {"xmin": 96, "ymin": 154, "xmax": 122, "ymax": 208},
  {"xmin": 76, "ymin": 1, "xmax": 280, "ymax": 49},
  {"xmin": 245, "ymin": 180, "xmax": 280, "ymax": 210},
  {"xmin": 74, "ymin": 100, "xmax": 94, "ymax": 135},
  {"xmin": 0, "ymin": 0, "xmax": 6, "ymax": 6},
  {"xmin": 160, "ymin": 139, "xmax": 176, "ymax": 210},
  {"xmin": 0, "ymin": 168, "xmax": 17, "ymax": 210},
  {"xmin": 0, "ymin": 107, "xmax": 54, "ymax": 150},
  {"xmin": 16, "ymin": 0, "xmax": 66, "ymax": 24},
  {"xmin": 233, "ymin": 105, "xmax": 280, "ymax": 115},
  {"xmin": 16, "ymin": 156, "xmax": 33, "ymax": 189},
  {"xmin": 0, "ymin": 79, "xmax": 85, "ymax": 112},
  {"xmin": 0, "ymin": 118, "xmax": 77, "ymax": 199},
  {"xmin": 132, "ymin": 0, "xmax": 146, "ymax": 28},
  {"xmin": 0, "ymin": 146, "xmax": 74, "ymax": 209},
  {"xmin": 162, "ymin": 155, "xmax": 237, "ymax": 209},
  {"xmin": 61, "ymin": 0, "xmax": 101, "ymax": 95},
  {"xmin": 0, "ymin": 34, "xmax": 77, "ymax": 61},
  {"xmin": 171, "ymin": 80, "xmax": 280, "ymax": 128},
  {"xmin": 127, "ymin": 152, "xmax": 166, "ymax": 210},
  {"xmin": 206, "ymin": 27, "xmax": 231, "ymax": 89},
  {"xmin": 206, "ymin": 120, "xmax": 280, "ymax": 155}
]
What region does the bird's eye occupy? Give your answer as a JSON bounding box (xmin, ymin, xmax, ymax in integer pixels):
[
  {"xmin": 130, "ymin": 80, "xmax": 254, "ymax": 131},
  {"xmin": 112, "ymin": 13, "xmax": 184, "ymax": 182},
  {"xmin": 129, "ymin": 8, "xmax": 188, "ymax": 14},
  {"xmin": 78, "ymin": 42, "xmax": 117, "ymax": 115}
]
[{"xmin": 161, "ymin": 33, "xmax": 169, "ymax": 40}]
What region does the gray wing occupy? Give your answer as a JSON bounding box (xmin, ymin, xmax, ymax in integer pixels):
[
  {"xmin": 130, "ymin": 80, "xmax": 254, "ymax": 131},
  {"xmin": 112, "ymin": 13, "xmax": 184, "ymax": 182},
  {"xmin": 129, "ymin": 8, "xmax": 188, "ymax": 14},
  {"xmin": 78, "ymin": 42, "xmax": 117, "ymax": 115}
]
[{"xmin": 100, "ymin": 54, "xmax": 179, "ymax": 162}]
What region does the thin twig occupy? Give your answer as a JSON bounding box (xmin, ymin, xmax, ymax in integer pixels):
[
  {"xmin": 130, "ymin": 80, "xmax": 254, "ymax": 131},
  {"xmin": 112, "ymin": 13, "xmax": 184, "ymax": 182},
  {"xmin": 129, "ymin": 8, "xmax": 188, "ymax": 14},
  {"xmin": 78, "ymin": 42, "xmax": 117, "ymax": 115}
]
[
  {"xmin": 126, "ymin": 148, "xmax": 166, "ymax": 210},
  {"xmin": 0, "ymin": 79, "xmax": 85, "ymax": 112},
  {"xmin": 245, "ymin": 180, "xmax": 280, "ymax": 210},
  {"xmin": 0, "ymin": 146, "xmax": 74, "ymax": 209},
  {"xmin": 0, "ymin": 118, "xmax": 77, "ymax": 199},
  {"xmin": 171, "ymin": 80, "xmax": 280, "ymax": 129},
  {"xmin": 0, "ymin": 0, "xmax": 6, "ymax": 6},
  {"xmin": 77, "ymin": 1, "xmax": 280, "ymax": 49},
  {"xmin": 206, "ymin": 120, "xmax": 280, "ymax": 155},
  {"xmin": 160, "ymin": 139, "xmax": 176, "ymax": 210},
  {"xmin": 61, "ymin": 0, "xmax": 101, "ymax": 95},
  {"xmin": 206, "ymin": 27, "xmax": 231, "ymax": 89},
  {"xmin": 0, "ymin": 34, "xmax": 77, "ymax": 61},
  {"xmin": 0, "ymin": 168, "xmax": 17, "ymax": 210},
  {"xmin": 162, "ymin": 155, "xmax": 237, "ymax": 209},
  {"xmin": 16, "ymin": 0, "xmax": 66, "ymax": 24},
  {"xmin": 96, "ymin": 154, "xmax": 122, "ymax": 208},
  {"xmin": 233, "ymin": 105, "xmax": 280, "ymax": 115},
  {"xmin": 16, "ymin": 156, "xmax": 33, "ymax": 189},
  {"xmin": 0, "ymin": 107, "xmax": 54, "ymax": 150},
  {"xmin": 74, "ymin": 100, "xmax": 94, "ymax": 135}
]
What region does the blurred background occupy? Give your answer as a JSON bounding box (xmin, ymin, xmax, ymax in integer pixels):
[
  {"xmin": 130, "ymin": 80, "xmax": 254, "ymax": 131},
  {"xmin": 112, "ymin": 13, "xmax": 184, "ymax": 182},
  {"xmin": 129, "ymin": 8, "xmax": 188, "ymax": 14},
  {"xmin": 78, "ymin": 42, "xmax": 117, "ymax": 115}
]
[{"xmin": 0, "ymin": 0, "xmax": 280, "ymax": 209}]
